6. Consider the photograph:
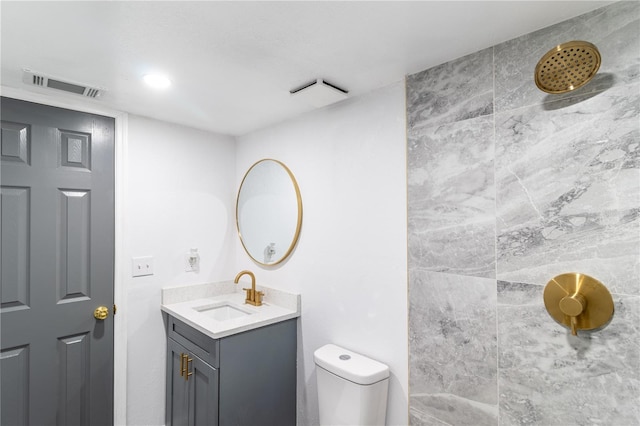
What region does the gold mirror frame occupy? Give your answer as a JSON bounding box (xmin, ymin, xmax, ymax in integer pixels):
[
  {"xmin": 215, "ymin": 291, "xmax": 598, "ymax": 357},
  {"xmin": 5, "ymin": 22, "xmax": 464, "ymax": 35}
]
[{"xmin": 236, "ymin": 159, "xmax": 303, "ymax": 266}]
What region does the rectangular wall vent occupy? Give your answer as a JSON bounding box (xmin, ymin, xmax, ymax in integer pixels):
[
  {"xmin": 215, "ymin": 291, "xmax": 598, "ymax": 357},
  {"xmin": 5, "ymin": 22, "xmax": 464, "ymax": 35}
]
[{"xmin": 23, "ymin": 69, "xmax": 105, "ymax": 98}]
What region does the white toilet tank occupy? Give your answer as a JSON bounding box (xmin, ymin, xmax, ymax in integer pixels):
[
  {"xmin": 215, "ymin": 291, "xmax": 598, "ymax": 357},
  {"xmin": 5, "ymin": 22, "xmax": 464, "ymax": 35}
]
[{"xmin": 314, "ymin": 344, "xmax": 390, "ymax": 426}]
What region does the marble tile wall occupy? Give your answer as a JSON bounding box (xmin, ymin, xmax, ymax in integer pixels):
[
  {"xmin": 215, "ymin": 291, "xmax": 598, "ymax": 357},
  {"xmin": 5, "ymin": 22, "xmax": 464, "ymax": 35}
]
[
  {"xmin": 407, "ymin": 2, "xmax": 639, "ymax": 425},
  {"xmin": 407, "ymin": 114, "xmax": 496, "ymax": 279},
  {"xmin": 494, "ymin": 0, "xmax": 640, "ymax": 113},
  {"xmin": 495, "ymin": 84, "xmax": 640, "ymax": 295},
  {"xmin": 409, "ymin": 271, "xmax": 497, "ymax": 426},
  {"xmin": 406, "ymin": 47, "xmax": 494, "ymax": 130},
  {"xmin": 497, "ymin": 282, "xmax": 640, "ymax": 426}
]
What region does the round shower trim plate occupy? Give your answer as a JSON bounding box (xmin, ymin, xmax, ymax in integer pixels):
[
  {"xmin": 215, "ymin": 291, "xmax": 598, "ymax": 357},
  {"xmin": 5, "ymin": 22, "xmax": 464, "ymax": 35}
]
[{"xmin": 534, "ymin": 40, "xmax": 601, "ymax": 94}]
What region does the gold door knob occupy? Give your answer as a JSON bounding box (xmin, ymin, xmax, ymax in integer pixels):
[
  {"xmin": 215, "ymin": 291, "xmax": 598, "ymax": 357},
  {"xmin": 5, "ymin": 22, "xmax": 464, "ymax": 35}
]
[{"xmin": 94, "ymin": 306, "xmax": 109, "ymax": 320}]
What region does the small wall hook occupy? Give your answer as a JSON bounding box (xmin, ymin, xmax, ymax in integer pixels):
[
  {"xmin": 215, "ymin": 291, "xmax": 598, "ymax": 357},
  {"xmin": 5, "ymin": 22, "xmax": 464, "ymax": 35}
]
[{"xmin": 543, "ymin": 273, "xmax": 614, "ymax": 336}]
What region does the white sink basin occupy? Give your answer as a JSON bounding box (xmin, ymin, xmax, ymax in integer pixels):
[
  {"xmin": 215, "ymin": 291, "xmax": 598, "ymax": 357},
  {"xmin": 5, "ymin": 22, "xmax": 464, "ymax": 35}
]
[
  {"xmin": 194, "ymin": 303, "xmax": 253, "ymax": 321},
  {"xmin": 161, "ymin": 281, "xmax": 301, "ymax": 338}
]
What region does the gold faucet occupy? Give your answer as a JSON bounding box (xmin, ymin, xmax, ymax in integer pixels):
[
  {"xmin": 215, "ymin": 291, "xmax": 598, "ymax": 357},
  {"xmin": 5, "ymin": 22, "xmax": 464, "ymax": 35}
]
[{"xmin": 234, "ymin": 270, "xmax": 263, "ymax": 306}]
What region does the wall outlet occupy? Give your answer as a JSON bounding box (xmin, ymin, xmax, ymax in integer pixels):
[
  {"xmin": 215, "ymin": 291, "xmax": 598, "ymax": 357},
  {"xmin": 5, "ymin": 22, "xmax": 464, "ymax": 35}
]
[
  {"xmin": 132, "ymin": 256, "xmax": 154, "ymax": 277},
  {"xmin": 185, "ymin": 249, "xmax": 200, "ymax": 272}
]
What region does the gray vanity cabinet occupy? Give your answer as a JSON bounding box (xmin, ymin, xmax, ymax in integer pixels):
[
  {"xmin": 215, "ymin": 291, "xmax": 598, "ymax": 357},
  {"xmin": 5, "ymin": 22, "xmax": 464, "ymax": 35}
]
[{"xmin": 166, "ymin": 315, "xmax": 297, "ymax": 426}]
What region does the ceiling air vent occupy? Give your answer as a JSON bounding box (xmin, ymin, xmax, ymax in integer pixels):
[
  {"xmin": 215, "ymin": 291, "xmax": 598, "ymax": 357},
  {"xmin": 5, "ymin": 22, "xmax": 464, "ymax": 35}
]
[
  {"xmin": 289, "ymin": 79, "xmax": 348, "ymax": 108},
  {"xmin": 22, "ymin": 69, "xmax": 105, "ymax": 98}
]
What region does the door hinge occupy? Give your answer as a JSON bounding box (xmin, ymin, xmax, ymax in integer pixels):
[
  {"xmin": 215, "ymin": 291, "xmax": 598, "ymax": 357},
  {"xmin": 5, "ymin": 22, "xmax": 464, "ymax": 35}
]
[{"xmin": 113, "ymin": 304, "xmax": 117, "ymax": 315}]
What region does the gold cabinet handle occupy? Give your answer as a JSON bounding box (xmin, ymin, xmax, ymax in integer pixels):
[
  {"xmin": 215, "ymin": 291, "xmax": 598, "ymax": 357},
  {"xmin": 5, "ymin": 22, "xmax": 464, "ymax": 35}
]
[
  {"xmin": 180, "ymin": 353, "xmax": 188, "ymax": 377},
  {"xmin": 184, "ymin": 356, "xmax": 193, "ymax": 381},
  {"xmin": 180, "ymin": 353, "xmax": 193, "ymax": 381},
  {"xmin": 94, "ymin": 306, "xmax": 109, "ymax": 320}
]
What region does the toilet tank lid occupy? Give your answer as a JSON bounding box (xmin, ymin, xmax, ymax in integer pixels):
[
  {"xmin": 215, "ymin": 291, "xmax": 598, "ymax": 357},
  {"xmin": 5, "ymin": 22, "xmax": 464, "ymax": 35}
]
[{"xmin": 314, "ymin": 344, "xmax": 389, "ymax": 385}]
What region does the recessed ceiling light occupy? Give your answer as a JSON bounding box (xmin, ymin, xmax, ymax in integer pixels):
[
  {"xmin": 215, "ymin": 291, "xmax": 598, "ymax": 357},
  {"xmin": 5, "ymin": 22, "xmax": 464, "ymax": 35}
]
[{"xmin": 143, "ymin": 74, "xmax": 171, "ymax": 89}]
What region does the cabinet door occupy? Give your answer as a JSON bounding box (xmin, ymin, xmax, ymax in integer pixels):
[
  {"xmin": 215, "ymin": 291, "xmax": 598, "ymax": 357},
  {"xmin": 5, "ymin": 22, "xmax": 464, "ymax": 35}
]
[
  {"xmin": 167, "ymin": 337, "xmax": 219, "ymax": 426},
  {"xmin": 167, "ymin": 339, "xmax": 190, "ymax": 426},
  {"xmin": 190, "ymin": 355, "xmax": 219, "ymax": 426}
]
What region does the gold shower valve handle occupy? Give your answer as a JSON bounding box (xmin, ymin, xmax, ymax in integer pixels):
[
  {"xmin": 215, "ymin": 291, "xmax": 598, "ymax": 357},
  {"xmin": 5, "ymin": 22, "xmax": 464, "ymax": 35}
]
[
  {"xmin": 543, "ymin": 273, "xmax": 614, "ymax": 336},
  {"xmin": 558, "ymin": 294, "xmax": 586, "ymax": 335},
  {"xmin": 559, "ymin": 294, "xmax": 586, "ymax": 316},
  {"xmin": 544, "ymin": 273, "xmax": 614, "ymax": 336}
]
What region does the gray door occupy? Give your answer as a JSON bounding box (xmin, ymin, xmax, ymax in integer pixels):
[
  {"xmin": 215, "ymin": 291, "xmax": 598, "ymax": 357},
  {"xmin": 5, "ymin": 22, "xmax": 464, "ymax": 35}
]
[{"xmin": 1, "ymin": 97, "xmax": 115, "ymax": 425}]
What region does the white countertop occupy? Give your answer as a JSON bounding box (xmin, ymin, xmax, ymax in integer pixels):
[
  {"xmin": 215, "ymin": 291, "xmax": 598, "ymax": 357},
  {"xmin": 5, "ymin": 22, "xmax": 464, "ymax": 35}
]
[{"xmin": 161, "ymin": 281, "xmax": 301, "ymax": 339}]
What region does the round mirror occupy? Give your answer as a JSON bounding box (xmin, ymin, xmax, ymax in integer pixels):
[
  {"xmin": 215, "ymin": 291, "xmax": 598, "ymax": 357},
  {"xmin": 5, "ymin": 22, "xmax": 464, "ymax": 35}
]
[{"xmin": 236, "ymin": 159, "xmax": 302, "ymax": 266}]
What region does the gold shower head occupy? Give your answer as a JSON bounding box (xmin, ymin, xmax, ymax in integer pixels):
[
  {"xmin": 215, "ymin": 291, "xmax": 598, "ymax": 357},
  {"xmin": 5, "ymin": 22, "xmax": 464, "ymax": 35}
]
[{"xmin": 534, "ymin": 40, "xmax": 601, "ymax": 94}]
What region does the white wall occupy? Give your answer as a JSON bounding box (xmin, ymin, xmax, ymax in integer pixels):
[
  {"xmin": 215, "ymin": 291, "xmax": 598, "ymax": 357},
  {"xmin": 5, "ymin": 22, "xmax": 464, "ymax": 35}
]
[
  {"xmin": 2, "ymin": 84, "xmax": 408, "ymax": 425},
  {"xmin": 235, "ymin": 83, "xmax": 409, "ymax": 426},
  {"xmin": 124, "ymin": 115, "xmax": 237, "ymax": 425}
]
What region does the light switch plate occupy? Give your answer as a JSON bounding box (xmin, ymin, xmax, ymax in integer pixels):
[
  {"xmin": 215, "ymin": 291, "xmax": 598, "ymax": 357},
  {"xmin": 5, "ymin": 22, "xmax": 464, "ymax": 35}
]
[{"xmin": 132, "ymin": 256, "xmax": 154, "ymax": 277}]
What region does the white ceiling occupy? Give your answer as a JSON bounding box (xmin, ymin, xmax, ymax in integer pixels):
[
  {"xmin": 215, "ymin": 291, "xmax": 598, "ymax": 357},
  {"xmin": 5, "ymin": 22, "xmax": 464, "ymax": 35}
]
[{"xmin": 1, "ymin": 1, "xmax": 611, "ymax": 136}]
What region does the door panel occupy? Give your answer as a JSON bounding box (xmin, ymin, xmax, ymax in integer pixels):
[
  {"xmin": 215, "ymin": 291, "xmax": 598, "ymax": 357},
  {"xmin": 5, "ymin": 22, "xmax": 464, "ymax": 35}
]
[
  {"xmin": 57, "ymin": 333, "xmax": 90, "ymax": 425},
  {"xmin": 60, "ymin": 130, "xmax": 90, "ymax": 170},
  {"xmin": 0, "ymin": 97, "xmax": 114, "ymax": 425},
  {"xmin": 0, "ymin": 345, "xmax": 30, "ymax": 425},
  {"xmin": 58, "ymin": 189, "xmax": 91, "ymax": 301},
  {"xmin": 0, "ymin": 186, "xmax": 30, "ymax": 310},
  {"xmin": 0, "ymin": 121, "xmax": 30, "ymax": 164}
]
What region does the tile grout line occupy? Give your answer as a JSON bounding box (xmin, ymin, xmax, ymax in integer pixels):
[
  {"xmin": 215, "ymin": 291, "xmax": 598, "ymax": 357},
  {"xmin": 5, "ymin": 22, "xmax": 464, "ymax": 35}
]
[{"xmin": 492, "ymin": 44, "xmax": 501, "ymax": 426}]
